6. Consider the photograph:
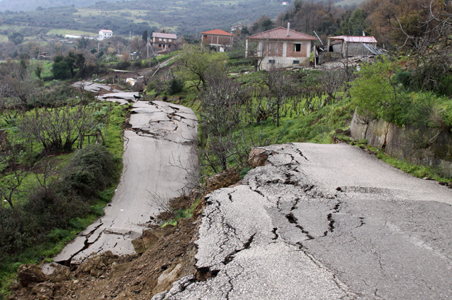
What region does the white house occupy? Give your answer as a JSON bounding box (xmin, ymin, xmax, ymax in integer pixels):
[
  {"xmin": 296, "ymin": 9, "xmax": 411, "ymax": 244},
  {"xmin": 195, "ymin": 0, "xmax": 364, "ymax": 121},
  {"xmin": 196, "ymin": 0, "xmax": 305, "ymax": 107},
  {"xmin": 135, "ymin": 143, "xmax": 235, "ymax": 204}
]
[{"xmin": 98, "ymin": 29, "xmax": 113, "ymax": 41}]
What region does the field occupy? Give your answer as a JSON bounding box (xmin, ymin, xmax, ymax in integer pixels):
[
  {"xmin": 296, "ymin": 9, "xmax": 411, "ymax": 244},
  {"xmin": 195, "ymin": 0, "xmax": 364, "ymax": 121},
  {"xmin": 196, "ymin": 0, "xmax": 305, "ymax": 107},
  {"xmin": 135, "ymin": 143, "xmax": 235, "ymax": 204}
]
[{"xmin": 47, "ymin": 29, "xmax": 98, "ymax": 36}]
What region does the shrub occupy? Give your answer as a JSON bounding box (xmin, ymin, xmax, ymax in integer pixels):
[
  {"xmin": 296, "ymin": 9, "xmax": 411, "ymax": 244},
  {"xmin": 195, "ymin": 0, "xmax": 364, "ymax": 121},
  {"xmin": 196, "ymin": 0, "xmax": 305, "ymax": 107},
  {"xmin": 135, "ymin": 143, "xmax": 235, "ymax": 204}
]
[
  {"xmin": 115, "ymin": 61, "xmax": 131, "ymax": 70},
  {"xmin": 61, "ymin": 145, "xmax": 118, "ymax": 198},
  {"xmin": 167, "ymin": 78, "xmax": 184, "ymax": 95}
]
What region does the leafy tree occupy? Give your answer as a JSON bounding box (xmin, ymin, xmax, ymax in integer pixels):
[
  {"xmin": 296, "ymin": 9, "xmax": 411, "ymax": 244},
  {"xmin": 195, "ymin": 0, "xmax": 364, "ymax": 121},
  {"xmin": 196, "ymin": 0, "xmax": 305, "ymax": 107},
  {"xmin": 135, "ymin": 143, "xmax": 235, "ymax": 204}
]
[
  {"xmin": 342, "ymin": 8, "xmax": 366, "ymax": 35},
  {"xmin": 350, "ymin": 56, "xmax": 408, "ymax": 125},
  {"xmin": 52, "ymin": 55, "xmax": 71, "ymax": 80},
  {"xmin": 142, "ymin": 30, "xmax": 148, "ymax": 42},
  {"xmin": 178, "ymin": 45, "xmax": 227, "ymax": 91},
  {"xmin": 8, "ymin": 32, "xmax": 24, "ymax": 45},
  {"xmin": 35, "ymin": 63, "xmax": 43, "ymax": 79}
]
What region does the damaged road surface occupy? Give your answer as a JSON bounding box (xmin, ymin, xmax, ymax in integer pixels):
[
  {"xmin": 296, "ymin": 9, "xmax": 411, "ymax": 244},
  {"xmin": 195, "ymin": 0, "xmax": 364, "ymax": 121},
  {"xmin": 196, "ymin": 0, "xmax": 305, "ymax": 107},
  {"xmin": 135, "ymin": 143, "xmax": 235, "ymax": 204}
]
[
  {"xmin": 155, "ymin": 143, "xmax": 452, "ymax": 300},
  {"xmin": 54, "ymin": 100, "xmax": 198, "ymax": 265}
]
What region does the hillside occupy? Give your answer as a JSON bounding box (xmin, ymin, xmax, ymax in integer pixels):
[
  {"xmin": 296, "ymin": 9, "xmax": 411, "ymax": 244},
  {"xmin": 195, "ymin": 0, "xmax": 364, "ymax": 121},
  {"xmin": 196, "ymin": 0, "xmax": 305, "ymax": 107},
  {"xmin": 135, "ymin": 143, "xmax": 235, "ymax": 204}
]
[{"xmin": 0, "ymin": 0, "xmax": 290, "ymax": 36}]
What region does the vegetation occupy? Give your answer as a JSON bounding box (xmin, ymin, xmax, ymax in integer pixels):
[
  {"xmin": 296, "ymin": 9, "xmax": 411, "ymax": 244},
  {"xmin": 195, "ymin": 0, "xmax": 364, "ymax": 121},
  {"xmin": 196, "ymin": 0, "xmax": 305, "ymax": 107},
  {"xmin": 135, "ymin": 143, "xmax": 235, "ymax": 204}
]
[
  {"xmin": 0, "ymin": 55, "xmax": 126, "ymax": 295},
  {"xmin": 2, "ymin": 0, "xmax": 452, "ymax": 296}
]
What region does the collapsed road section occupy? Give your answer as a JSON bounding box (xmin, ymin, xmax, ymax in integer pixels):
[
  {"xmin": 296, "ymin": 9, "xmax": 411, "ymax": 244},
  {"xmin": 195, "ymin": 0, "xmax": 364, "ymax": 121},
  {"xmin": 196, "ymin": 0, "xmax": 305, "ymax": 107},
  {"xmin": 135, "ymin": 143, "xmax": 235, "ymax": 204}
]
[
  {"xmin": 54, "ymin": 100, "xmax": 198, "ymax": 265},
  {"xmin": 155, "ymin": 143, "xmax": 452, "ymax": 300}
]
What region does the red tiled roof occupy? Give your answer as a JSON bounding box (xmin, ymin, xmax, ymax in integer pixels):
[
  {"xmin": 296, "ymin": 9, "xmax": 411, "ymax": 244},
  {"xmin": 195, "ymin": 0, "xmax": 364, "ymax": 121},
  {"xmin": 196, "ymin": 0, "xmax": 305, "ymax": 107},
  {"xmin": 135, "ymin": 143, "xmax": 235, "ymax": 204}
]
[
  {"xmin": 248, "ymin": 27, "xmax": 317, "ymax": 41},
  {"xmin": 328, "ymin": 35, "xmax": 377, "ymax": 43},
  {"xmin": 201, "ymin": 29, "xmax": 233, "ymax": 36}
]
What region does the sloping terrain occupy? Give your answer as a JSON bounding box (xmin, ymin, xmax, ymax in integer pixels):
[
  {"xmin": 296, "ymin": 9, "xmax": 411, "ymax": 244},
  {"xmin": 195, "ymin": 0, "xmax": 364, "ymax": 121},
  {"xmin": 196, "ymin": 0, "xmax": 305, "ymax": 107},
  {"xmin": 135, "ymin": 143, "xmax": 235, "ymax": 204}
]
[{"xmin": 12, "ymin": 143, "xmax": 452, "ymax": 299}]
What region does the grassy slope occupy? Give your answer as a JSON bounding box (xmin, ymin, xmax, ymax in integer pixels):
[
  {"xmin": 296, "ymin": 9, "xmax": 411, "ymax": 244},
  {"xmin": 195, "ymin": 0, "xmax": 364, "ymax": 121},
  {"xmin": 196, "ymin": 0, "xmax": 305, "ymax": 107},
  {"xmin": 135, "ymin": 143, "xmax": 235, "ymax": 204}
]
[
  {"xmin": 46, "ymin": 29, "xmax": 98, "ymax": 36},
  {"xmin": 0, "ymin": 101, "xmax": 127, "ymax": 296}
]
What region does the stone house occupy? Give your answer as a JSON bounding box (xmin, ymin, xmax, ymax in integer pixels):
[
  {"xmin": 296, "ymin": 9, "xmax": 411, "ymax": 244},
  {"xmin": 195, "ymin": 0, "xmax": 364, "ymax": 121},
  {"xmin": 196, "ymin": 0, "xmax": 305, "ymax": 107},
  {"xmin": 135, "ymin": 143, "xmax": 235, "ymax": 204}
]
[
  {"xmin": 245, "ymin": 26, "xmax": 317, "ymax": 70},
  {"xmin": 200, "ymin": 29, "xmax": 234, "ymax": 52},
  {"xmin": 327, "ymin": 36, "xmax": 378, "ymax": 57},
  {"xmin": 152, "ymin": 32, "xmax": 178, "ymax": 52}
]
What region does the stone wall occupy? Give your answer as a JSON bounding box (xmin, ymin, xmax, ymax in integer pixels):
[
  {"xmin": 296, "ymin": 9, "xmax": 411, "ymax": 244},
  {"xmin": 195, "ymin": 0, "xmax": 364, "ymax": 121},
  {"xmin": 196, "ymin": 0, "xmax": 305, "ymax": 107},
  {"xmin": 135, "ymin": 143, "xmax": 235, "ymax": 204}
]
[{"xmin": 350, "ymin": 111, "xmax": 452, "ymax": 172}]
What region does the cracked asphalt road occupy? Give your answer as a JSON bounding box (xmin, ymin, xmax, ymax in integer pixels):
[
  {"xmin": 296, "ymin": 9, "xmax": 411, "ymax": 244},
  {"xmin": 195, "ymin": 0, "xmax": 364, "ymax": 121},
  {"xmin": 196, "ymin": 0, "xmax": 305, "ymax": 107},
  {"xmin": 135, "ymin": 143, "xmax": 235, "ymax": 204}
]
[
  {"xmin": 155, "ymin": 143, "xmax": 452, "ymax": 300},
  {"xmin": 54, "ymin": 100, "xmax": 198, "ymax": 265}
]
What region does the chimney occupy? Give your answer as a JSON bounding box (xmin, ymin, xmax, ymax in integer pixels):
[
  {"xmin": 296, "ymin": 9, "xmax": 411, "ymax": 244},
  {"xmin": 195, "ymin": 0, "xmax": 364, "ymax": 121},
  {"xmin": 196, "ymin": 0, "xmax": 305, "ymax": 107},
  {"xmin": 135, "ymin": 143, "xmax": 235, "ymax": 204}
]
[{"xmin": 287, "ymin": 22, "xmax": 290, "ymax": 37}]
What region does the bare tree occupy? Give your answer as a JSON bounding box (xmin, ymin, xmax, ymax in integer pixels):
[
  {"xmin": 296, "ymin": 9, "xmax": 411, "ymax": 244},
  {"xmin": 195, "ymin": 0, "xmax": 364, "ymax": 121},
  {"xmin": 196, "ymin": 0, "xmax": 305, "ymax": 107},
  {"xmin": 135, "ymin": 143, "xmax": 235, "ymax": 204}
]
[
  {"xmin": 199, "ymin": 73, "xmax": 250, "ymax": 172},
  {"xmin": 0, "ymin": 137, "xmax": 31, "ymax": 208},
  {"xmin": 260, "ymin": 68, "xmax": 298, "ymax": 127},
  {"xmin": 17, "ymin": 102, "xmax": 109, "ymax": 153},
  {"xmin": 0, "ymin": 59, "xmax": 40, "ymax": 107}
]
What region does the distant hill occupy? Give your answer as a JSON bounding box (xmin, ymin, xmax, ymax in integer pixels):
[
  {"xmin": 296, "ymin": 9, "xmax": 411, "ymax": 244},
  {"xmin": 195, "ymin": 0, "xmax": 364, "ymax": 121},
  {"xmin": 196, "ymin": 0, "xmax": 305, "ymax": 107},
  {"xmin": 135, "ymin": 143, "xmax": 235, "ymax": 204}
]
[
  {"xmin": 0, "ymin": 0, "xmax": 290, "ymax": 36},
  {"xmin": 0, "ymin": 0, "xmax": 118, "ymax": 11}
]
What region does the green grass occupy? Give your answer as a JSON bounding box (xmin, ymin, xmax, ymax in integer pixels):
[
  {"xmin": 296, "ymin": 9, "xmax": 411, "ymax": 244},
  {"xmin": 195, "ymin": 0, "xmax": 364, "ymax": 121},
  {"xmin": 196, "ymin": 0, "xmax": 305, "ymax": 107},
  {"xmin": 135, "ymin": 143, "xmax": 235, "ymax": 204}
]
[
  {"xmin": 0, "ymin": 100, "xmax": 128, "ymax": 296},
  {"xmin": 29, "ymin": 60, "xmax": 53, "ymax": 79},
  {"xmin": 46, "ymin": 29, "xmax": 97, "ymax": 36}
]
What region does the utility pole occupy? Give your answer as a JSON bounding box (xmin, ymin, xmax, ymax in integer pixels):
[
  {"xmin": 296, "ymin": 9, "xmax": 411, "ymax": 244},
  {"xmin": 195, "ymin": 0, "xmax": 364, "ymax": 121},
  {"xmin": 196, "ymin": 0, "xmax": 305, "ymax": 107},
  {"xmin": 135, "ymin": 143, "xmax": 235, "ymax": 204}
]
[{"xmin": 147, "ymin": 37, "xmax": 149, "ymax": 60}]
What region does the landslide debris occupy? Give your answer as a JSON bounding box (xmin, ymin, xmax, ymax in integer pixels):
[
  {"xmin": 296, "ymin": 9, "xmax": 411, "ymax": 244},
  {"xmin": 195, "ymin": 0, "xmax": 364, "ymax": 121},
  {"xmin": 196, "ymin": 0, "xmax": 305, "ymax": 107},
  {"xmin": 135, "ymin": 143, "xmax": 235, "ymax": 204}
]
[
  {"xmin": 11, "ymin": 201, "xmax": 201, "ymax": 300},
  {"xmin": 10, "ymin": 169, "xmax": 241, "ymax": 300}
]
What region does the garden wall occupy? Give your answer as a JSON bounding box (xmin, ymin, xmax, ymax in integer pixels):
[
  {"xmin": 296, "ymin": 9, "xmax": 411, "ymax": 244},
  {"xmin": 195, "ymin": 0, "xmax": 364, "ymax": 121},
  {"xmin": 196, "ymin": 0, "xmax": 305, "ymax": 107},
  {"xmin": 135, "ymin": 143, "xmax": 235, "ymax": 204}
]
[{"xmin": 350, "ymin": 111, "xmax": 452, "ymax": 173}]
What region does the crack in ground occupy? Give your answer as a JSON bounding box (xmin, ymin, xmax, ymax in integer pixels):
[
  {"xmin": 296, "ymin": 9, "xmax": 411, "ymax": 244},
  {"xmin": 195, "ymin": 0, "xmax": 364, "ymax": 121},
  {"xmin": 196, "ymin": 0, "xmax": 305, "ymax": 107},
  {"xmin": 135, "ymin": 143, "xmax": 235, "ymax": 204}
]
[
  {"xmin": 290, "ymin": 198, "xmax": 301, "ymax": 211},
  {"xmin": 295, "ymin": 242, "xmax": 356, "ymax": 298},
  {"xmin": 291, "ymin": 145, "xmax": 309, "ymax": 161},
  {"xmin": 271, "ymin": 228, "xmax": 279, "ymax": 240},
  {"xmin": 324, "ymin": 201, "xmax": 341, "ymax": 237},
  {"xmin": 222, "ymin": 234, "xmax": 256, "ymax": 265},
  {"xmin": 56, "ymin": 222, "xmax": 105, "ymax": 266},
  {"xmin": 286, "ymin": 213, "xmax": 314, "ymax": 240}
]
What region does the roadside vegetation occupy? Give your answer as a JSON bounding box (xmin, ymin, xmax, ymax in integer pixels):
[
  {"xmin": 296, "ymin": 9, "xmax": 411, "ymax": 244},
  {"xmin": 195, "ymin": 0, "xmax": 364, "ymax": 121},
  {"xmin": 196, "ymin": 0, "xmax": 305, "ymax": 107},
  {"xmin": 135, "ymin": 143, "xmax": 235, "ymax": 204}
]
[
  {"xmin": 2, "ymin": 0, "xmax": 452, "ymax": 296},
  {"xmin": 0, "ymin": 58, "xmax": 127, "ymax": 296}
]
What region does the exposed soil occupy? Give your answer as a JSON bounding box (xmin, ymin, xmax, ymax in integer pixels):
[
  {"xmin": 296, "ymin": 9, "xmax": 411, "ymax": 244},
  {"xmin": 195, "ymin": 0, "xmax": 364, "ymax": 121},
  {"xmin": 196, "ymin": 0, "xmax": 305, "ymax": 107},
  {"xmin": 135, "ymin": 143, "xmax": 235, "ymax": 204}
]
[{"xmin": 10, "ymin": 196, "xmax": 205, "ymax": 300}]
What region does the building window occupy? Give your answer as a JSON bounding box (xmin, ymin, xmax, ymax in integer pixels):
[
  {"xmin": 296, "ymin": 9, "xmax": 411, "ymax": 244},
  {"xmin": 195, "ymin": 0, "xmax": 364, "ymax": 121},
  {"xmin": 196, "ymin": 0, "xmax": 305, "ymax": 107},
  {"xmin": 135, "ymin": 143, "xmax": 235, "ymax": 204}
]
[
  {"xmin": 159, "ymin": 38, "xmax": 162, "ymax": 41},
  {"xmin": 269, "ymin": 59, "xmax": 275, "ymax": 64},
  {"xmin": 169, "ymin": 39, "xmax": 172, "ymax": 42},
  {"xmin": 293, "ymin": 60, "xmax": 300, "ymax": 64},
  {"xmin": 293, "ymin": 44, "xmax": 301, "ymax": 52},
  {"xmin": 159, "ymin": 44, "xmax": 161, "ymax": 47},
  {"xmin": 168, "ymin": 45, "xmax": 171, "ymax": 48}
]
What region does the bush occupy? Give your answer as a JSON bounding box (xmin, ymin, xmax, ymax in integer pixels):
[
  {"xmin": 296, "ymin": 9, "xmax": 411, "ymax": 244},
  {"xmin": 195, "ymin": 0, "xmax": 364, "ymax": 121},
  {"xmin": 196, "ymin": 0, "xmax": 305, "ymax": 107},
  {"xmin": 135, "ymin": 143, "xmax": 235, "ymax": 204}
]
[
  {"xmin": 133, "ymin": 60, "xmax": 142, "ymax": 70},
  {"xmin": 62, "ymin": 145, "xmax": 118, "ymax": 198},
  {"xmin": 350, "ymin": 56, "xmax": 409, "ymax": 125},
  {"xmin": 115, "ymin": 61, "xmax": 131, "ymax": 70},
  {"xmin": 167, "ymin": 78, "xmax": 184, "ymax": 95}
]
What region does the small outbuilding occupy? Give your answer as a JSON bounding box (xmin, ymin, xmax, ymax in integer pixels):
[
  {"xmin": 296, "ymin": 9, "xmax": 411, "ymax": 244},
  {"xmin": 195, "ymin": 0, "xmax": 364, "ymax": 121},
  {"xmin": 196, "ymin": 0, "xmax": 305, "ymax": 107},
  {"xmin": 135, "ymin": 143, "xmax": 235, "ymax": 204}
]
[{"xmin": 327, "ymin": 35, "xmax": 378, "ymax": 57}]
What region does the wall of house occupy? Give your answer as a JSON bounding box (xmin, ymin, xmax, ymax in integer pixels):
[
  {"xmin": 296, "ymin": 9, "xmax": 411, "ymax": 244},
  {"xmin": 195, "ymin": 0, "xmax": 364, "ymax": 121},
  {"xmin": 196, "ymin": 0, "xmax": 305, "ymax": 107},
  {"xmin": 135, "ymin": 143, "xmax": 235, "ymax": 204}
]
[
  {"xmin": 260, "ymin": 56, "xmax": 310, "ymax": 70},
  {"xmin": 286, "ymin": 41, "xmax": 309, "ymax": 57},
  {"xmin": 153, "ymin": 37, "xmax": 176, "ymax": 50},
  {"xmin": 260, "ymin": 41, "xmax": 310, "ymax": 58},
  {"xmin": 346, "ymin": 43, "xmax": 375, "ymax": 56},
  {"xmin": 203, "ymin": 35, "xmax": 232, "ymax": 46},
  {"xmin": 332, "ymin": 43, "xmax": 342, "ymax": 53}
]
